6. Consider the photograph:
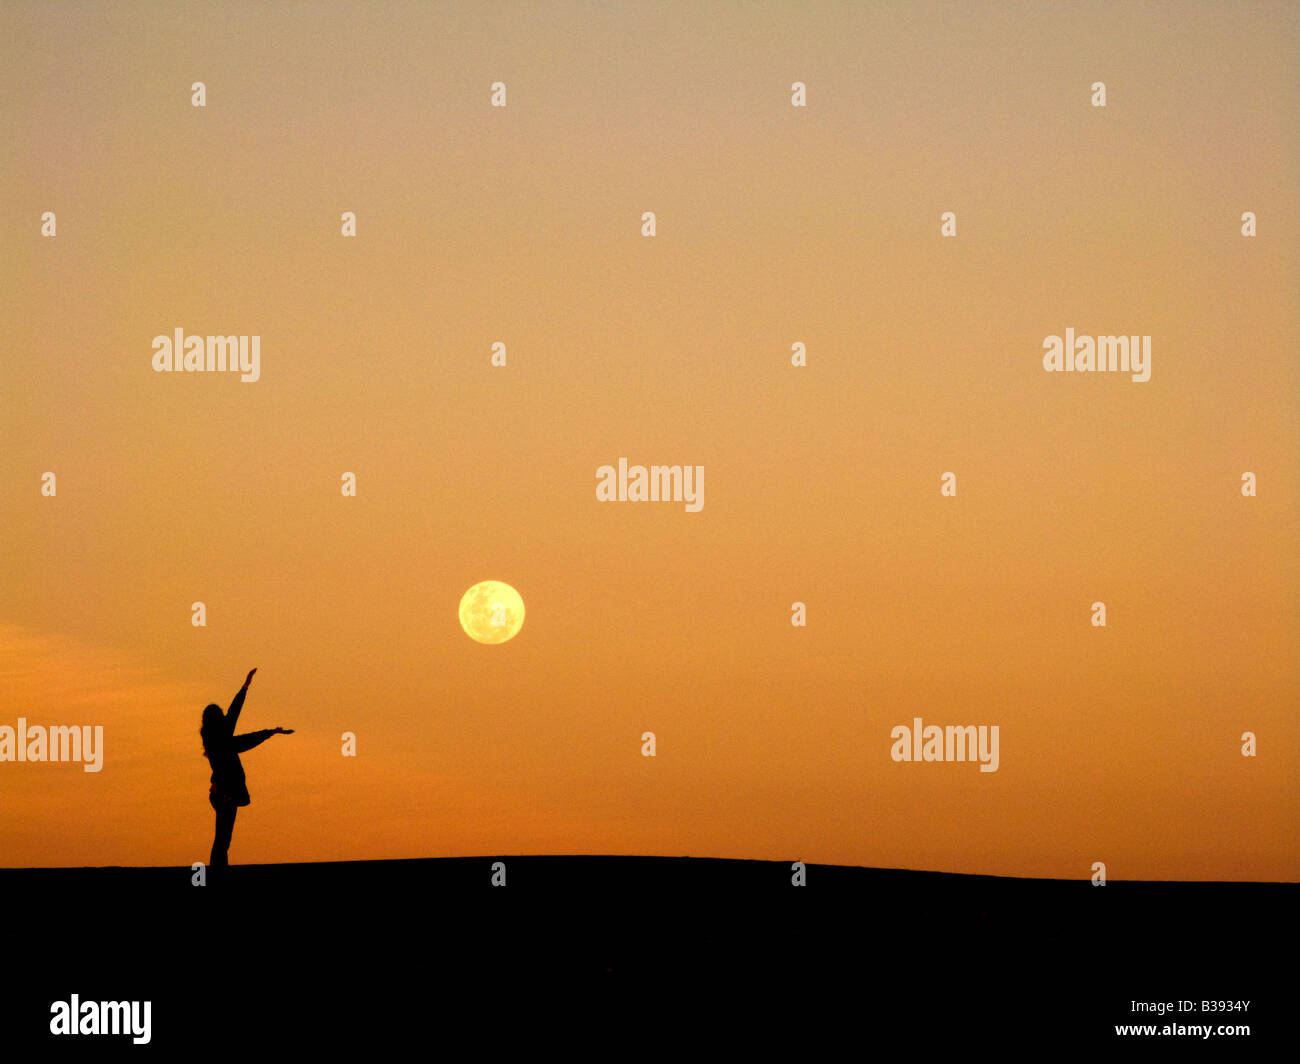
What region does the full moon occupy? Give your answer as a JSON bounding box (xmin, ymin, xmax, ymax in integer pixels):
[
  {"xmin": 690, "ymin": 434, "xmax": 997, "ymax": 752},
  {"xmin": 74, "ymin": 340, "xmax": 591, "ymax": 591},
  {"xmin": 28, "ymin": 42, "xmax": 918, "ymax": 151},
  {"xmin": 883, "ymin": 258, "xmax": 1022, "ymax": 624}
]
[{"xmin": 458, "ymin": 580, "xmax": 525, "ymax": 644}]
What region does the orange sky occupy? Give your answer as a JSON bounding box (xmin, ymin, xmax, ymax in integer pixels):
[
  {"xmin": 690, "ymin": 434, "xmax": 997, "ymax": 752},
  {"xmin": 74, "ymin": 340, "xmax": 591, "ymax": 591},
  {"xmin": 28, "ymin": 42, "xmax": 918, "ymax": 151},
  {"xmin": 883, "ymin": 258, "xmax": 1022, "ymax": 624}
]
[{"xmin": 1, "ymin": 1, "xmax": 1296, "ymax": 879}]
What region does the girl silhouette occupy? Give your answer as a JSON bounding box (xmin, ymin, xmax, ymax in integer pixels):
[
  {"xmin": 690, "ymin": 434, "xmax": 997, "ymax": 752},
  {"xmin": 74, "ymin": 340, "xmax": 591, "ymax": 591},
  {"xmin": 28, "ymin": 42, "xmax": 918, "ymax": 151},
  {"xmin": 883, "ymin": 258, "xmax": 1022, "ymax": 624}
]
[{"xmin": 200, "ymin": 668, "xmax": 293, "ymax": 869}]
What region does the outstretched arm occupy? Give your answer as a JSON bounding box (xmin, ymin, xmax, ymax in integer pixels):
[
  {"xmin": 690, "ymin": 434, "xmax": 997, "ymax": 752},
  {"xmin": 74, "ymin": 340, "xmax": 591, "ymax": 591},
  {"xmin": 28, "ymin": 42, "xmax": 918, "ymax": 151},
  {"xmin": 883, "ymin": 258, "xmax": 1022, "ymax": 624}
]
[
  {"xmin": 232, "ymin": 725, "xmax": 293, "ymax": 753},
  {"xmin": 226, "ymin": 668, "xmax": 257, "ymax": 733}
]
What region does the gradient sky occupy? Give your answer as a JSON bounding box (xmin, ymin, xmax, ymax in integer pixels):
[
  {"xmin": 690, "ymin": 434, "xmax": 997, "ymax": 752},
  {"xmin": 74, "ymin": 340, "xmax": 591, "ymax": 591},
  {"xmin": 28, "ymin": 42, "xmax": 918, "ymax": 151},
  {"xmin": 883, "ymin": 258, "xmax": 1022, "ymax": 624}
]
[{"xmin": 1, "ymin": 1, "xmax": 1296, "ymax": 879}]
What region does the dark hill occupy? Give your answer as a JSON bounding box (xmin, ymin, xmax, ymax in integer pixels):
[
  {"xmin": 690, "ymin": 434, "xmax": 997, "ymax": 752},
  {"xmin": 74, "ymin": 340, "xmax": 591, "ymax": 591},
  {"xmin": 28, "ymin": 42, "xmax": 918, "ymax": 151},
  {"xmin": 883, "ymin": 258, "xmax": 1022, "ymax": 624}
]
[{"xmin": 1, "ymin": 857, "xmax": 1287, "ymax": 1050}]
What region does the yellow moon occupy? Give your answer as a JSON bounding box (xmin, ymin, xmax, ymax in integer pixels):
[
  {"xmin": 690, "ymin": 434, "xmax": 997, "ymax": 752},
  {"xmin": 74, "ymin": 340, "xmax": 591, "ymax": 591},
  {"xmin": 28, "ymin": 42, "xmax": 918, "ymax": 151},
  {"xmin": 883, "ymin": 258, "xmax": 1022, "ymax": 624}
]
[{"xmin": 458, "ymin": 580, "xmax": 525, "ymax": 644}]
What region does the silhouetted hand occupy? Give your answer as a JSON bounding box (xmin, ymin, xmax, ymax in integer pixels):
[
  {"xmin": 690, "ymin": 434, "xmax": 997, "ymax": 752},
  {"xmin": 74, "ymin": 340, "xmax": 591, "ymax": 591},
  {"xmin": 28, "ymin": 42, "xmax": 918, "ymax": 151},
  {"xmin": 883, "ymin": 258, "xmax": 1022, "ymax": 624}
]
[
  {"xmin": 244, "ymin": 668, "xmax": 257, "ymax": 688},
  {"xmin": 273, "ymin": 727, "xmax": 294, "ymax": 735}
]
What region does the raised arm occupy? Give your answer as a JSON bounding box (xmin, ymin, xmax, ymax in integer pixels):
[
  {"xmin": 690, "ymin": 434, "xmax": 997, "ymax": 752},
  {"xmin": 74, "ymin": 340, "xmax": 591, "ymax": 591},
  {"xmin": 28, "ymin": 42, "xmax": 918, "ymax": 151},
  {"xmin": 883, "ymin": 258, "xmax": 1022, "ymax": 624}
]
[
  {"xmin": 232, "ymin": 725, "xmax": 292, "ymax": 753},
  {"xmin": 233, "ymin": 729, "xmax": 274, "ymax": 753},
  {"xmin": 226, "ymin": 668, "xmax": 257, "ymax": 733}
]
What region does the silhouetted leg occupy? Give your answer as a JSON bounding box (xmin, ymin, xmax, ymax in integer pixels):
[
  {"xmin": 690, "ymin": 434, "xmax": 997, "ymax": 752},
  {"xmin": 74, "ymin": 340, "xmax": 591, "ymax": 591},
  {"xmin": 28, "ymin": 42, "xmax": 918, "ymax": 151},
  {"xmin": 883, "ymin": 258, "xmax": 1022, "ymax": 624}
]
[{"xmin": 211, "ymin": 801, "xmax": 236, "ymax": 869}]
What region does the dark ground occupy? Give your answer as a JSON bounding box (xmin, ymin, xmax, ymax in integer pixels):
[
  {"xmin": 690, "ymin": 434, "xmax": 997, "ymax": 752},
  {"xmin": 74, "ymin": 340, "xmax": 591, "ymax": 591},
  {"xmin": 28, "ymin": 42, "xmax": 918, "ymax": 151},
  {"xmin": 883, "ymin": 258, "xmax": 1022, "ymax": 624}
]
[{"xmin": 1, "ymin": 857, "xmax": 1289, "ymax": 1053}]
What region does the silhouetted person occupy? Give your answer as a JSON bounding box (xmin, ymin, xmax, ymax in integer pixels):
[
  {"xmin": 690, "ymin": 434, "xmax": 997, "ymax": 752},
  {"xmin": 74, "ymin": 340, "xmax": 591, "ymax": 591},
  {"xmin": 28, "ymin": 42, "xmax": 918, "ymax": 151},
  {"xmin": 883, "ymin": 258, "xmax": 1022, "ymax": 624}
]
[{"xmin": 200, "ymin": 668, "xmax": 293, "ymax": 870}]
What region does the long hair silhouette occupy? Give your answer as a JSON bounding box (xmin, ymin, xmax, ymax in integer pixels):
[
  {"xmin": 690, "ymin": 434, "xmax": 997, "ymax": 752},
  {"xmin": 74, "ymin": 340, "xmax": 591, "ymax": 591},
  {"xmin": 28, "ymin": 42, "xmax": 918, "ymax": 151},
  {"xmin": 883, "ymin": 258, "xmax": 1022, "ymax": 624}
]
[{"xmin": 201, "ymin": 668, "xmax": 293, "ymax": 870}]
